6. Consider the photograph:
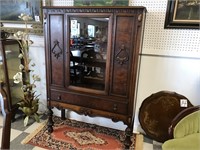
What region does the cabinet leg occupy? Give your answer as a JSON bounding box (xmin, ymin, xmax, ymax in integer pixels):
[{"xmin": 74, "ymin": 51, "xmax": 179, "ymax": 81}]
[
  {"xmin": 61, "ymin": 109, "xmax": 66, "ymax": 120},
  {"xmin": 47, "ymin": 108, "xmax": 54, "ymax": 133},
  {"xmin": 124, "ymin": 127, "xmax": 133, "ymax": 149}
]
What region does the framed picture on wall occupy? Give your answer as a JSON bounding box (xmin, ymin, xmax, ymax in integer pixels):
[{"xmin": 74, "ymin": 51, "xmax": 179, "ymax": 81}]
[
  {"xmin": 0, "ymin": 0, "xmax": 51, "ymax": 35},
  {"xmin": 164, "ymin": 0, "xmax": 200, "ymax": 29},
  {"xmin": 74, "ymin": 0, "xmax": 129, "ymax": 6},
  {"xmin": 0, "ymin": 0, "xmax": 42, "ymax": 23}
]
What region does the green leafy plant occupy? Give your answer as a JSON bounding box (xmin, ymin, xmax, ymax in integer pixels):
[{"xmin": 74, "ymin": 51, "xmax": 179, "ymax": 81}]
[{"xmin": 13, "ymin": 13, "xmax": 41, "ymax": 126}]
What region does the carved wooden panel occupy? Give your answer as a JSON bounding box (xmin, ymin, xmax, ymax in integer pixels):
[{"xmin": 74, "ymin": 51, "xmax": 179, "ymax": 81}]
[
  {"xmin": 50, "ymin": 14, "xmax": 64, "ymax": 86},
  {"xmin": 111, "ymin": 16, "xmax": 135, "ymax": 97}
]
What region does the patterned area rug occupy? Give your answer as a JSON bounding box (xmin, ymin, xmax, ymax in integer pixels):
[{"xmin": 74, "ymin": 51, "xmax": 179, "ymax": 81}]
[{"xmin": 22, "ymin": 116, "xmax": 137, "ymax": 150}]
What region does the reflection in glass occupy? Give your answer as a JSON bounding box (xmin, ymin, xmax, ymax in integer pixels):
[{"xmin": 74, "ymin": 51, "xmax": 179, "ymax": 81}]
[
  {"xmin": 0, "ymin": 50, "xmax": 4, "ymax": 82},
  {"xmin": 69, "ymin": 17, "xmax": 109, "ymax": 90},
  {"xmin": 4, "ymin": 43, "xmax": 24, "ymax": 106},
  {"xmin": 71, "ymin": 20, "xmax": 80, "ymax": 38},
  {"xmin": 88, "ymin": 25, "xmax": 95, "ymax": 37}
]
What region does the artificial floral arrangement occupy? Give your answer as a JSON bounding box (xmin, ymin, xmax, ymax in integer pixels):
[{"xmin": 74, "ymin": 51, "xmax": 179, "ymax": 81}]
[{"xmin": 13, "ymin": 13, "xmax": 41, "ymax": 126}]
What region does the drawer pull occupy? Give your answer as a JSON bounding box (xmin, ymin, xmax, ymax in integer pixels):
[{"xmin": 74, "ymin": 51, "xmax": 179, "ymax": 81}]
[
  {"xmin": 57, "ymin": 95, "xmax": 61, "ymax": 100},
  {"xmin": 113, "ymin": 104, "xmax": 118, "ymax": 111}
]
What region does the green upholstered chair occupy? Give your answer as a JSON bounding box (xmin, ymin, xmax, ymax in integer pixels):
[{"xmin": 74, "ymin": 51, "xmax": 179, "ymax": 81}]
[{"xmin": 162, "ymin": 105, "xmax": 200, "ymax": 150}]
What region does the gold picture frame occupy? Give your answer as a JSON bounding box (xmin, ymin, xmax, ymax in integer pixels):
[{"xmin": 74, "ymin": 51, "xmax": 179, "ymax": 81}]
[
  {"xmin": 74, "ymin": 0, "xmax": 129, "ymax": 6},
  {"xmin": 0, "ymin": 0, "xmax": 51, "ymax": 35},
  {"xmin": 164, "ymin": 0, "xmax": 200, "ymax": 29}
]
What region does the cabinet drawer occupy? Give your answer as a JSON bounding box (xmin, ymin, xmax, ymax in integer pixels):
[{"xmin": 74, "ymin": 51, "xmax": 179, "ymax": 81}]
[{"xmin": 50, "ymin": 90, "xmax": 128, "ymax": 115}]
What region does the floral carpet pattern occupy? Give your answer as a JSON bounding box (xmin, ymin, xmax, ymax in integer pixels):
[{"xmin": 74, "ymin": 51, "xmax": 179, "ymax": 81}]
[
  {"xmin": 65, "ymin": 131, "xmax": 106, "ymax": 145},
  {"xmin": 27, "ymin": 116, "xmax": 135, "ymax": 150}
]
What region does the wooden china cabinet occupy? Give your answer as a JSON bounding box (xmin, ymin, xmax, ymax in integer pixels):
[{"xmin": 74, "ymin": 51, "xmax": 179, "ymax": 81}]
[{"xmin": 43, "ymin": 6, "xmax": 146, "ymax": 148}]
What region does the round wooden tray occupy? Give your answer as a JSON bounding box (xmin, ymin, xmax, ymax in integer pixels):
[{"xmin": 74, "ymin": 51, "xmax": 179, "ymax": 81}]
[{"xmin": 138, "ymin": 91, "xmax": 193, "ymax": 143}]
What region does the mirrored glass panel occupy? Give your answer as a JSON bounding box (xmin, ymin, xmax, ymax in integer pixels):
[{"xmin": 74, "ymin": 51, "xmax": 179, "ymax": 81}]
[
  {"xmin": 0, "ymin": 49, "xmax": 4, "ymax": 106},
  {"xmin": 0, "ymin": 49, "xmax": 4, "ymax": 83},
  {"xmin": 4, "ymin": 42, "xmax": 24, "ymax": 105},
  {"xmin": 69, "ymin": 17, "xmax": 108, "ymax": 90}
]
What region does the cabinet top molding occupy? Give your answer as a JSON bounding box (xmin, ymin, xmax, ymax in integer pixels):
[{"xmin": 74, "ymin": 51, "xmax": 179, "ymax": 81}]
[{"xmin": 43, "ymin": 6, "xmax": 147, "ymax": 13}]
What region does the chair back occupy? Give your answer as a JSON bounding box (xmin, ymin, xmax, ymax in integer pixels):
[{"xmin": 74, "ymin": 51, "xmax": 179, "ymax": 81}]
[{"xmin": 169, "ymin": 105, "xmax": 200, "ymax": 138}]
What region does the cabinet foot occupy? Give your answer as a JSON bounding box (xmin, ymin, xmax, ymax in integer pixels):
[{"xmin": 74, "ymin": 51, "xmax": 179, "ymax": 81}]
[
  {"xmin": 47, "ymin": 108, "xmax": 54, "ymax": 133},
  {"xmin": 61, "ymin": 109, "xmax": 66, "ymax": 120},
  {"xmin": 124, "ymin": 127, "xmax": 133, "ymax": 149},
  {"xmin": 47, "ymin": 126, "xmax": 53, "ymax": 133}
]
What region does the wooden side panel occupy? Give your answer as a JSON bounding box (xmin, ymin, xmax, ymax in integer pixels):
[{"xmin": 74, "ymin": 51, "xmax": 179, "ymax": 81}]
[
  {"xmin": 49, "ymin": 15, "xmax": 64, "ymax": 86},
  {"xmin": 111, "ymin": 16, "xmax": 135, "ymax": 97}
]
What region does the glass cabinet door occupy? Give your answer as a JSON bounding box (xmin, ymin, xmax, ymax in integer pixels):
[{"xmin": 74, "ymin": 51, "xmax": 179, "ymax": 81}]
[{"xmin": 69, "ymin": 16, "xmax": 110, "ymax": 91}]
